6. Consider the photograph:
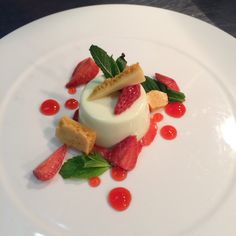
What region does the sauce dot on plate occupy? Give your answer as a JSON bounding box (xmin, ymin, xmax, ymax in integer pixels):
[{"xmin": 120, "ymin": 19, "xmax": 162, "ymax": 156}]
[
  {"xmin": 160, "ymin": 125, "xmax": 177, "ymax": 140},
  {"xmin": 67, "ymin": 87, "xmax": 77, "ymax": 94},
  {"xmin": 108, "ymin": 187, "xmax": 131, "ymax": 211},
  {"xmin": 111, "ymin": 167, "xmax": 128, "ymax": 181},
  {"xmin": 65, "ymin": 98, "xmax": 79, "ymax": 110},
  {"xmin": 165, "ymin": 102, "xmax": 186, "ymax": 118},
  {"xmin": 152, "ymin": 112, "xmax": 164, "ymax": 122},
  {"xmin": 40, "ymin": 99, "xmax": 60, "ymax": 116},
  {"xmin": 88, "ymin": 176, "xmax": 101, "ymax": 187}
]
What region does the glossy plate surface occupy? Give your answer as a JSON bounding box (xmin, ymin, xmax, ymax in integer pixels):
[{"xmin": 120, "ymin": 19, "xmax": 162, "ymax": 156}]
[{"xmin": 0, "ymin": 5, "xmax": 236, "ymax": 236}]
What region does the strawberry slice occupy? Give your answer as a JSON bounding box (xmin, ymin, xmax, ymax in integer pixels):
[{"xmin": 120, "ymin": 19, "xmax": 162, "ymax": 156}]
[
  {"xmin": 109, "ymin": 136, "xmax": 139, "ymax": 171},
  {"xmin": 140, "ymin": 118, "xmax": 157, "ymax": 146},
  {"xmin": 155, "ymin": 73, "xmax": 180, "ymax": 91},
  {"xmin": 66, "ymin": 57, "xmax": 99, "ymax": 88},
  {"xmin": 93, "ymin": 144, "xmax": 111, "ymax": 160},
  {"xmin": 114, "ymin": 84, "xmax": 141, "ymax": 115},
  {"xmin": 33, "ymin": 145, "xmax": 68, "ymax": 181},
  {"xmin": 72, "ymin": 108, "xmax": 79, "ymax": 121},
  {"xmin": 137, "ymin": 141, "xmax": 143, "ymax": 155}
]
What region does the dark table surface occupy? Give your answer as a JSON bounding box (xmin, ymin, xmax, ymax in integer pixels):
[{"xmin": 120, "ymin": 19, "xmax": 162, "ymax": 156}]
[{"xmin": 0, "ymin": 0, "xmax": 236, "ymax": 39}]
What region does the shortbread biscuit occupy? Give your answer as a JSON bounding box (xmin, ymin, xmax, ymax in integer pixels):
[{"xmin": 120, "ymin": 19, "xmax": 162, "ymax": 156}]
[
  {"xmin": 146, "ymin": 90, "xmax": 168, "ymax": 112},
  {"xmin": 56, "ymin": 116, "xmax": 96, "ymax": 154}
]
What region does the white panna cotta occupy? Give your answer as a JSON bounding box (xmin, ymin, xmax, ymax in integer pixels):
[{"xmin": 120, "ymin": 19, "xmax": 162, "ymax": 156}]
[{"xmin": 79, "ymin": 76, "xmax": 150, "ymax": 147}]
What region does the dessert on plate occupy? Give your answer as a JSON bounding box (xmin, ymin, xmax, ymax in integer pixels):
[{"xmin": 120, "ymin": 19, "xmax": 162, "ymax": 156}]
[
  {"xmin": 79, "ymin": 64, "xmax": 150, "ymax": 147},
  {"xmin": 34, "ymin": 45, "xmax": 186, "ymax": 211}
]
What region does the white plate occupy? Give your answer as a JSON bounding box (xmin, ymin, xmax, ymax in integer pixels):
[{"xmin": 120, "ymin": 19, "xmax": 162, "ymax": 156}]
[{"xmin": 1, "ymin": 4, "xmax": 236, "ymax": 236}]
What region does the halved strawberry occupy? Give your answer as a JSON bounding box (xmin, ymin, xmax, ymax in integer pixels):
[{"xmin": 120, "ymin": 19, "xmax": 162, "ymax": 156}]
[
  {"xmin": 109, "ymin": 136, "xmax": 139, "ymax": 171},
  {"xmin": 137, "ymin": 141, "xmax": 143, "ymax": 155},
  {"xmin": 93, "ymin": 144, "xmax": 111, "ymax": 161},
  {"xmin": 114, "ymin": 84, "xmax": 141, "ymax": 115},
  {"xmin": 33, "ymin": 145, "xmax": 68, "ymax": 181},
  {"xmin": 140, "ymin": 118, "xmax": 157, "ymax": 146},
  {"xmin": 155, "ymin": 73, "xmax": 180, "ymax": 91},
  {"xmin": 66, "ymin": 57, "xmax": 99, "ymax": 88}
]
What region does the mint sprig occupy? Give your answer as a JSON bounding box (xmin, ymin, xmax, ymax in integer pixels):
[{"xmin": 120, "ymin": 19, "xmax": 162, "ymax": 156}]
[
  {"xmin": 116, "ymin": 53, "xmax": 127, "ymax": 72},
  {"xmin": 59, "ymin": 153, "xmax": 111, "ymax": 179},
  {"xmin": 142, "ymin": 76, "xmax": 160, "ymax": 91},
  {"xmin": 142, "ymin": 76, "xmax": 185, "ymax": 102},
  {"xmin": 89, "ymin": 45, "xmax": 126, "ymax": 78}
]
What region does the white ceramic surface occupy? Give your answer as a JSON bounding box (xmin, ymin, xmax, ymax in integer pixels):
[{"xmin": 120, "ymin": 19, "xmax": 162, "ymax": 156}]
[{"xmin": 0, "ymin": 5, "xmax": 236, "ymax": 236}]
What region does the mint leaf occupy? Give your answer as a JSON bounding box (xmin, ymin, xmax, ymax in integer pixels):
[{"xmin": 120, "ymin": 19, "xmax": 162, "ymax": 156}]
[
  {"xmin": 84, "ymin": 153, "xmax": 110, "ymax": 168},
  {"xmin": 89, "ymin": 45, "xmax": 120, "ymax": 78},
  {"xmin": 116, "ymin": 53, "xmax": 127, "ymax": 72},
  {"xmin": 59, "ymin": 155, "xmax": 85, "ymax": 179},
  {"xmin": 73, "ymin": 167, "xmax": 110, "ymax": 179},
  {"xmin": 59, "ymin": 153, "xmax": 111, "ymax": 179},
  {"xmin": 110, "ymin": 56, "xmax": 121, "ymax": 77},
  {"xmin": 167, "ymin": 89, "xmax": 185, "ymax": 102},
  {"xmin": 141, "ymin": 76, "xmax": 185, "ymax": 102},
  {"xmin": 141, "ymin": 76, "xmax": 160, "ymax": 92},
  {"xmin": 156, "ymin": 80, "xmax": 167, "ymax": 93}
]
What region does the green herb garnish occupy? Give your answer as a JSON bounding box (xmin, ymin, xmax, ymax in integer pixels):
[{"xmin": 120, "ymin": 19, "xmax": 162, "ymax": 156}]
[
  {"xmin": 116, "ymin": 53, "xmax": 127, "ymax": 72},
  {"xmin": 89, "ymin": 45, "xmax": 121, "ymax": 78},
  {"xmin": 89, "ymin": 45, "xmax": 127, "ymax": 78},
  {"xmin": 142, "ymin": 76, "xmax": 160, "ymax": 92},
  {"xmin": 59, "ymin": 153, "xmax": 111, "ymax": 179},
  {"xmin": 167, "ymin": 89, "xmax": 186, "ymax": 103},
  {"xmin": 142, "ymin": 76, "xmax": 185, "ymax": 102}
]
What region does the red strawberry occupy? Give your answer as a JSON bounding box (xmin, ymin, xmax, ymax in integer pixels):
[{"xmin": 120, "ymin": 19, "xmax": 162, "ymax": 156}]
[
  {"xmin": 72, "ymin": 108, "xmax": 79, "ymax": 121},
  {"xmin": 137, "ymin": 141, "xmax": 143, "ymax": 155},
  {"xmin": 93, "ymin": 144, "xmax": 111, "ymax": 160},
  {"xmin": 155, "ymin": 73, "xmax": 180, "ymax": 91},
  {"xmin": 66, "ymin": 57, "xmax": 99, "ymax": 88},
  {"xmin": 140, "ymin": 118, "xmax": 157, "ymax": 146},
  {"xmin": 114, "ymin": 84, "xmax": 141, "ymax": 115},
  {"xmin": 109, "ymin": 136, "xmax": 139, "ymax": 171},
  {"xmin": 33, "ymin": 145, "xmax": 68, "ymax": 181}
]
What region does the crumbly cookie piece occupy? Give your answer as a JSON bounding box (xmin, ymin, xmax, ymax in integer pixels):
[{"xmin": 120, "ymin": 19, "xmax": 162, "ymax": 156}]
[
  {"xmin": 56, "ymin": 116, "xmax": 96, "ymax": 154},
  {"xmin": 146, "ymin": 90, "xmax": 168, "ymax": 112}
]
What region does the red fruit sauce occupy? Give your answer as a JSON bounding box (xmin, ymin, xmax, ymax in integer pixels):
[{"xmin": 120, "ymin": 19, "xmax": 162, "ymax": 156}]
[
  {"xmin": 160, "ymin": 125, "xmax": 177, "ymax": 140},
  {"xmin": 88, "ymin": 176, "xmax": 101, "ymax": 187},
  {"xmin": 140, "ymin": 118, "xmax": 157, "ymax": 146},
  {"xmin": 152, "ymin": 112, "xmax": 164, "ymax": 123},
  {"xmin": 165, "ymin": 102, "xmax": 186, "ymax": 118},
  {"xmin": 67, "ymin": 87, "xmax": 77, "ymax": 94},
  {"xmin": 111, "ymin": 167, "xmax": 127, "ymax": 181},
  {"xmin": 65, "ymin": 98, "xmax": 79, "ymax": 110},
  {"xmin": 108, "ymin": 187, "xmax": 131, "ymax": 211},
  {"xmin": 40, "ymin": 99, "xmax": 60, "ymax": 116}
]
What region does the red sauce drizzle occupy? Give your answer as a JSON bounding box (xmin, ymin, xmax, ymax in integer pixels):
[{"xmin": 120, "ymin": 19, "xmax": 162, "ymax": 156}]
[
  {"xmin": 152, "ymin": 112, "xmax": 164, "ymax": 123},
  {"xmin": 140, "ymin": 118, "xmax": 157, "ymax": 146},
  {"xmin": 67, "ymin": 87, "xmax": 77, "ymax": 94},
  {"xmin": 40, "ymin": 99, "xmax": 60, "ymax": 116},
  {"xmin": 88, "ymin": 176, "xmax": 101, "ymax": 187},
  {"xmin": 111, "ymin": 167, "xmax": 127, "ymax": 181},
  {"xmin": 160, "ymin": 125, "xmax": 177, "ymax": 140},
  {"xmin": 165, "ymin": 102, "xmax": 186, "ymax": 118},
  {"xmin": 108, "ymin": 187, "xmax": 131, "ymax": 211},
  {"xmin": 65, "ymin": 98, "xmax": 79, "ymax": 110}
]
